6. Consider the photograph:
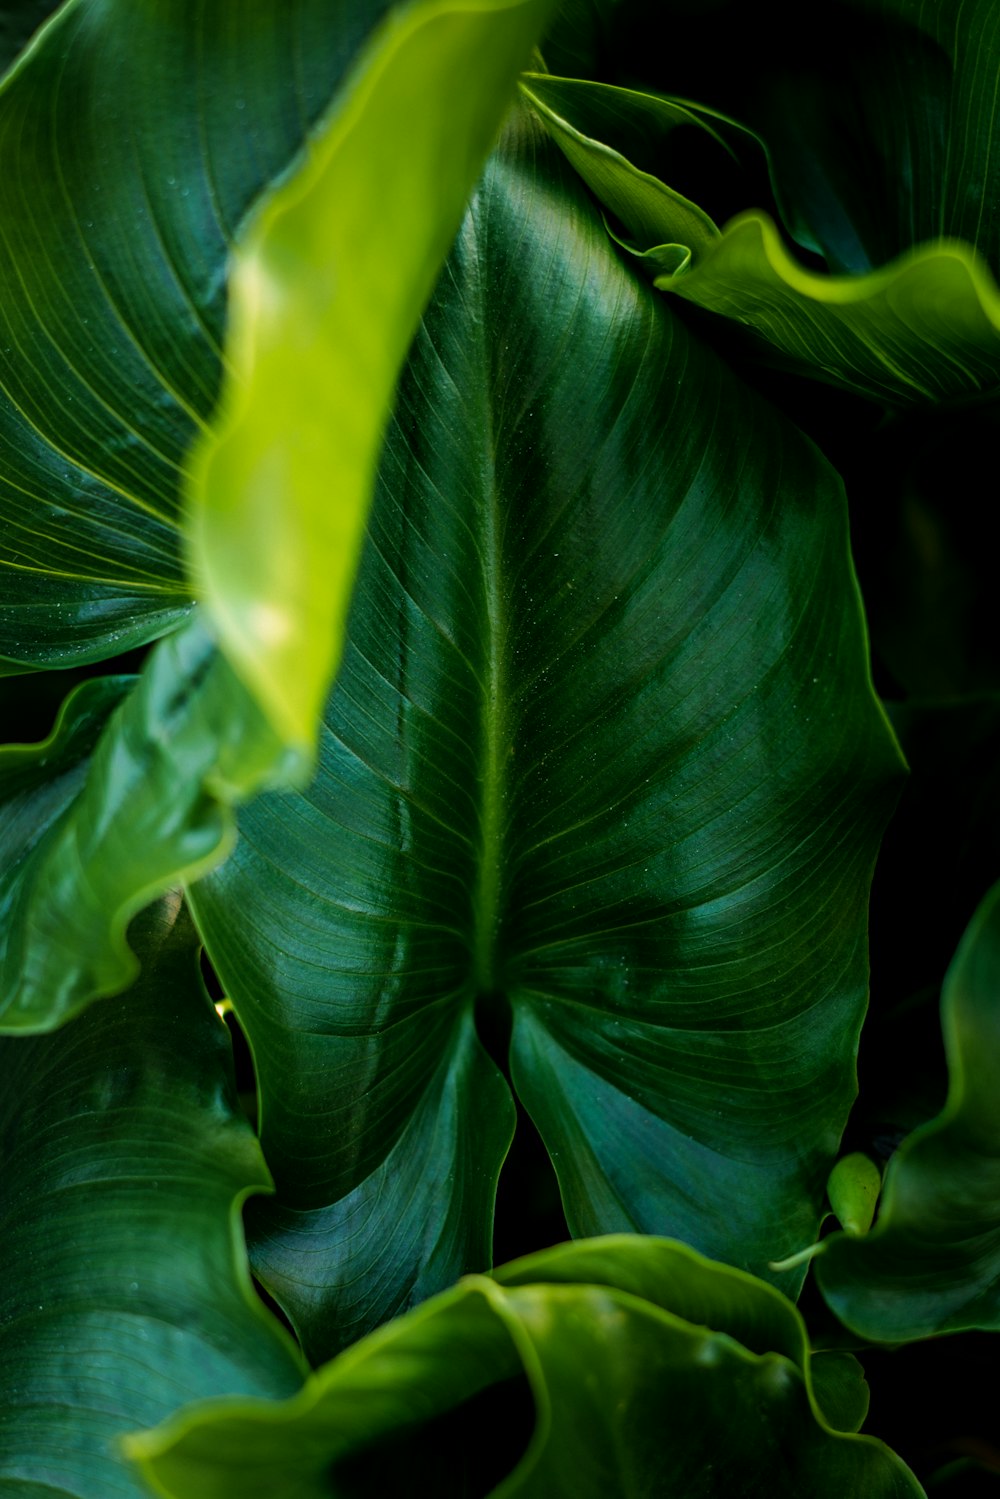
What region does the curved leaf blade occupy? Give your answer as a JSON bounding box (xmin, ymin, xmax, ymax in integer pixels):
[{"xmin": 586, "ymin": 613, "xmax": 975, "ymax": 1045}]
[
  {"xmin": 816, "ymin": 878, "xmax": 1000, "ymax": 1341},
  {"xmin": 0, "ymin": 0, "xmax": 62, "ymax": 80},
  {"xmin": 740, "ymin": 0, "xmax": 1000, "ymax": 276},
  {"xmin": 245, "ymin": 1005, "xmax": 516, "ymax": 1363},
  {"xmin": 0, "ymin": 618, "xmax": 292, "ymax": 1034},
  {"xmin": 128, "ymin": 1238, "xmax": 923, "ymax": 1499},
  {"xmin": 665, "ymin": 218, "xmax": 1000, "ymax": 406},
  {"xmin": 519, "ymin": 73, "xmax": 725, "ymax": 261},
  {"xmin": 523, "ymin": 76, "xmax": 1000, "ymax": 405},
  {"xmin": 188, "ymin": 114, "xmax": 903, "ymax": 1351},
  {"xmin": 0, "ymin": 0, "xmax": 392, "ymax": 668},
  {"xmin": 190, "ymin": 0, "xmax": 555, "ymax": 754},
  {"xmin": 0, "ymin": 899, "xmax": 304, "ymax": 1497},
  {"xmin": 0, "ymin": 0, "xmax": 552, "ymax": 1028}
]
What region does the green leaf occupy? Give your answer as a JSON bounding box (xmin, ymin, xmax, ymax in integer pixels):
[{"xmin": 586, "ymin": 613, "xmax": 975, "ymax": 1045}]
[
  {"xmin": 816, "ymin": 878, "xmax": 1000, "ymax": 1341},
  {"xmin": 661, "ymin": 221, "xmax": 1000, "ymax": 406},
  {"xmin": 0, "ymin": 0, "xmax": 394, "ymax": 670},
  {"xmin": 189, "ymin": 0, "xmax": 555, "ymax": 755},
  {"xmin": 521, "ymin": 75, "xmax": 1000, "ymax": 406},
  {"xmin": 808, "ymin": 1351, "xmax": 871, "ymax": 1436},
  {"xmin": 0, "ymin": 618, "xmax": 292, "ymax": 1034},
  {"xmin": 127, "ymin": 1237, "xmax": 923, "ymax": 1499},
  {"xmin": 0, "ymin": 898, "xmax": 304, "ymax": 1497},
  {"xmin": 0, "ymin": 0, "xmax": 553, "ymax": 1026},
  {"xmin": 537, "ymin": 0, "xmax": 623, "ymax": 80},
  {"xmin": 827, "ymin": 1152, "xmax": 882, "ymax": 1237},
  {"xmin": 519, "ymin": 73, "xmax": 728, "ymax": 263},
  {"xmin": 185, "ymin": 113, "xmax": 903, "ymax": 1354},
  {"xmin": 0, "ymin": 0, "xmax": 61, "ymax": 80},
  {"xmin": 741, "ymin": 0, "xmax": 1000, "ymax": 277}
]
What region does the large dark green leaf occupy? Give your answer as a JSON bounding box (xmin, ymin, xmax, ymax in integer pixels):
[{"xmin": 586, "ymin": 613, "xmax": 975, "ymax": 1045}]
[
  {"xmin": 0, "ymin": 898, "xmax": 304, "ymax": 1497},
  {"xmin": 185, "ymin": 113, "xmax": 903, "ymax": 1356},
  {"xmin": 128, "ymin": 1237, "xmax": 923, "ymax": 1499},
  {"xmin": 521, "ymin": 74, "xmax": 1000, "ymax": 406},
  {"xmin": 0, "ymin": 0, "xmax": 391, "ymax": 669},
  {"xmin": 815, "ymin": 879, "xmax": 1000, "ymax": 1340}
]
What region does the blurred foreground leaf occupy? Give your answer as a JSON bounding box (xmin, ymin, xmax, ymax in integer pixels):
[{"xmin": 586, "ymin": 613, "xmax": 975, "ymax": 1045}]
[{"xmin": 188, "ymin": 0, "xmax": 554, "ymax": 755}]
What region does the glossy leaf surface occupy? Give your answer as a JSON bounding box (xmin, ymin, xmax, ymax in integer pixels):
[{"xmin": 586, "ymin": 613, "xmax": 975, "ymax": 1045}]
[
  {"xmin": 189, "ymin": 0, "xmax": 554, "ymax": 753},
  {"xmin": 0, "ymin": 618, "xmax": 293, "ymax": 1033},
  {"xmin": 522, "ymin": 76, "xmax": 1000, "ymax": 406},
  {"xmin": 816, "ymin": 879, "xmax": 1000, "ymax": 1340},
  {"xmin": 187, "ymin": 115, "xmax": 903, "ymax": 1354},
  {"xmin": 128, "ymin": 1237, "xmax": 922, "ymax": 1499},
  {"xmin": 0, "ymin": 899, "xmax": 304, "ymax": 1497},
  {"xmin": 0, "ymin": 0, "xmax": 391, "ymax": 669}
]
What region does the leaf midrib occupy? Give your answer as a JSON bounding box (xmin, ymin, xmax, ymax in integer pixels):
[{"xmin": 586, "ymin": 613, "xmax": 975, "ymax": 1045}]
[{"xmin": 470, "ymin": 210, "xmax": 507, "ymax": 997}]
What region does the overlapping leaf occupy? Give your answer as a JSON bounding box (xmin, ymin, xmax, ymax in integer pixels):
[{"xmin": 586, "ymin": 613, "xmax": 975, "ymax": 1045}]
[
  {"xmin": 0, "ymin": 0, "xmax": 393, "ymax": 669},
  {"xmin": 0, "ymin": 619, "xmax": 295, "ymax": 1033},
  {"xmin": 0, "ymin": 0, "xmax": 554, "ymax": 1033},
  {"xmin": 188, "ymin": 0, "xmax": 555, "ymax": 753},
  {"xmin": 0, "ymin": 899, "xmax": 304, "ymax": 1497},
  {"xmin": 521, "ymin": 73, "xmax": 1000, "ymax": 406},
  {"xmin": 127, "ymin": 1237, "xmax": 922, "ymax": 1499},
  {"xmin": 816, "ymin": 879, "xmax": 1000, "ymax": 1341},
  {"xmin": 183, "ymin": 113, "xmax": 903, "ymax": 1357}
]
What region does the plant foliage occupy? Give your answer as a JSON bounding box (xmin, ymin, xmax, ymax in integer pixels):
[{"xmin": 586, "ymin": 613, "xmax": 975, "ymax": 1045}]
[{"xmin": 2, "ymin": 0, "xmax": 1000, "ymax": 1493}]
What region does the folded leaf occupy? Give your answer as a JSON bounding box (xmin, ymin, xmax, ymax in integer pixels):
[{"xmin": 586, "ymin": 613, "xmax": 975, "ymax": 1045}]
[
  {"xmin": 0, "ymin": 0, "xmax": 393, "ymax": 669},
  {"xmin": 519, "ymin": 73, "xmax": 727, "ymax": 262},
  {"xmin": 127, "ymin": 1236, "xmax": 922, "ymax": 1499},
  {"xmin": 187, "ymin": 112, "xmax": 903, "ymax": 1354},
  {"xmin": 189, "ymin": 0, "xmax": 556, "ymax": 754},
  {"xmin": 0, "ymin": 618, "xmax": 292, "ymax": 1034},
  {"xmin": 816, "ymin": 878, "xmax": 1000, "ymax": 1340},
  {"xmin": 0, "ymin": 899, "xmax": 304, "ymax": 1498},
  {"xmin": 523, "ymin": 76, "xmax": 1000, "ymax": 405}
]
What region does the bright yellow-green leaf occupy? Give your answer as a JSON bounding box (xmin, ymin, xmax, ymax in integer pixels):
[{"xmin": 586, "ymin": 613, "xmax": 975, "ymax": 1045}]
[{"xmin": 187, "ymin": 0, "xmax": 554, "ymax": 758}]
